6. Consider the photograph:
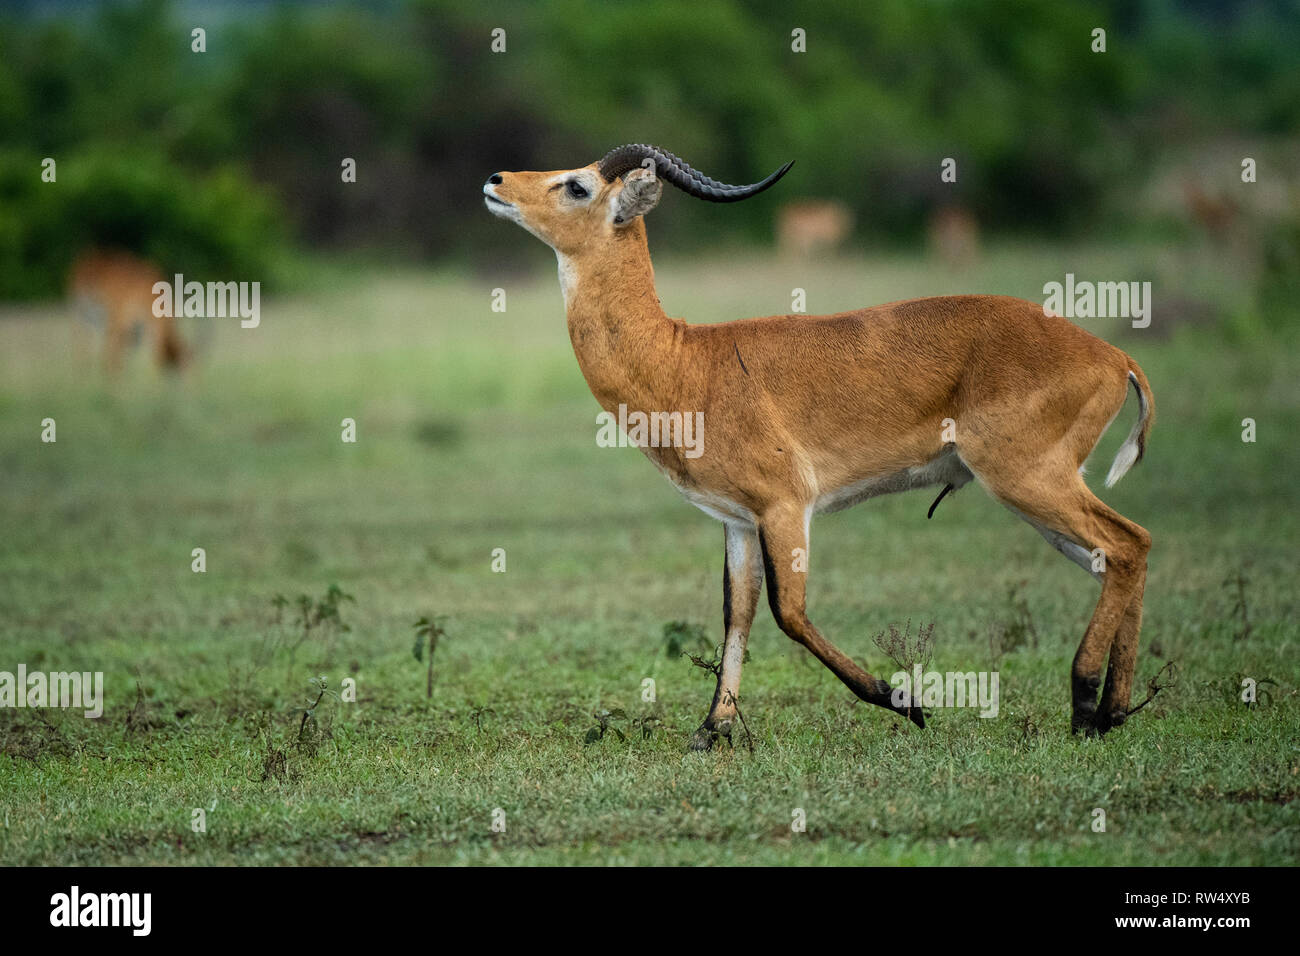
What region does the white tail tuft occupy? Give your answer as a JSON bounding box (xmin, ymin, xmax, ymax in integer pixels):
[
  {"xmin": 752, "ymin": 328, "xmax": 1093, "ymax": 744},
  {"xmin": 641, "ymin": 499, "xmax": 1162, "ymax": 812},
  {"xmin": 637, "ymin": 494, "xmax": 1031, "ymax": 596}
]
[{"xmin": 1105, "ymin": 371, "xmax": 1148, "ymax": 488}]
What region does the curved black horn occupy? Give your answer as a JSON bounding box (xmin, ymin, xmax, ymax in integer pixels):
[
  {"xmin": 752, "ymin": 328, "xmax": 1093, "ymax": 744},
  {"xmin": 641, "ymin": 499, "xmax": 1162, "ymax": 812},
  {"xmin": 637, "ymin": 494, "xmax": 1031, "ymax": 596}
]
[{"xmin": 597, "ymin": 144, "xmax": 793, "ymax": 203}]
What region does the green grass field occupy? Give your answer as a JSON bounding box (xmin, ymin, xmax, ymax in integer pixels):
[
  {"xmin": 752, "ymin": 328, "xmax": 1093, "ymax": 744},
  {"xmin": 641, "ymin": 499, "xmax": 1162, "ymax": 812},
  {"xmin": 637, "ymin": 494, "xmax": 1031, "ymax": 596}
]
[{"xmin": 0, "ymin": 243, "xmax": 1296, "ymax": 865}]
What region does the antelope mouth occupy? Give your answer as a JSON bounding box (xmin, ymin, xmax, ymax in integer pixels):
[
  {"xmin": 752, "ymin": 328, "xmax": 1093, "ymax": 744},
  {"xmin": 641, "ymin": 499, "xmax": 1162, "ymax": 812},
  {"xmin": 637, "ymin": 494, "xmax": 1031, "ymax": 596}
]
[{"xmin": 483, "ymin": 191, "xmax": 517, "ymax": 220}]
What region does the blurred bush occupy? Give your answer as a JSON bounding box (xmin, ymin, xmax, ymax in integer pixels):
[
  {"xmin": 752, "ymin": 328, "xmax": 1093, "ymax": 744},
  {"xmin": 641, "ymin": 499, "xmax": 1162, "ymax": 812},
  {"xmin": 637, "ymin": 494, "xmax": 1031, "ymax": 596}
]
[
  {"xmin": 0, "ymin": 149, "xmax": 284, "ymax": 299},
  {"xmin": 1257, "ymin": 219, "xmax": 1300, "ymax": 329}
]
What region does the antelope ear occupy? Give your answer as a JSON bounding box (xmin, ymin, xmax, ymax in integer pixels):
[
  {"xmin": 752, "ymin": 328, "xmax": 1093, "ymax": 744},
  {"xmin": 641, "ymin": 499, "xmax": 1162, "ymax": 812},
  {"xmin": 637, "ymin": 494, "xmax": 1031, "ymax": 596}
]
[{"xmin": 610, "ymin": 166, "xmax": 663, "ymax": 226}]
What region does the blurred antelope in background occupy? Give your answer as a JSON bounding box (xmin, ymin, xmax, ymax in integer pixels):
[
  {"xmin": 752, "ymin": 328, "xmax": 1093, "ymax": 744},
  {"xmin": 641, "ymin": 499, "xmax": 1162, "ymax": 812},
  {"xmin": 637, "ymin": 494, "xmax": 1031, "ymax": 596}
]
[
  {"xmin": 927, "ymin": 204, "xmax": 980, "ymax": 268},
  {"xmin": 69, "ymin": 248, "xmax": 188, "ymax": 372},
  {"xmin": 775, "ymin": 199, "xmax": 853, "ymax": 258},
  {"xmin": 484, "ymin": 144, "xmax": 1154, "ymax": 748},
  {"xmin": 1182, "ymin": 178, "xmax": 1238, "ymax": 240}
]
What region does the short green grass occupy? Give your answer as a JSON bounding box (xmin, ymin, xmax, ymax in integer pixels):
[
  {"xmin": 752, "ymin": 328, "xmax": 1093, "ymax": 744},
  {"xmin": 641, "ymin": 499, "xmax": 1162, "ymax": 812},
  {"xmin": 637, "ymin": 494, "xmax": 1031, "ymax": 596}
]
[{"xmin": 0, "ymin": 244, "xmax": 1296, "ymax": 865}]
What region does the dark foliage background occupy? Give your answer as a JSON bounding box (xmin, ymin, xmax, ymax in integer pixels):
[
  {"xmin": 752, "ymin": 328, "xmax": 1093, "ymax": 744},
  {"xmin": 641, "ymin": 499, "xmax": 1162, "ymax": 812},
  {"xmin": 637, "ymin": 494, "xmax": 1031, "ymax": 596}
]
[{"xmin": 0, "ymin": 0, "xmax": 1297, "ymax": 295}]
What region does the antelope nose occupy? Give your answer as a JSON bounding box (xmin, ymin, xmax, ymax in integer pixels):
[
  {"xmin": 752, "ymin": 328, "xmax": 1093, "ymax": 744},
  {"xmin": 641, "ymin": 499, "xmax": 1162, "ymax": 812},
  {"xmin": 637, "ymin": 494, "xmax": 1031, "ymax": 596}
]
[{"xmin": 487, "ymin": 173, "xmax": 503, "ymax": 185}]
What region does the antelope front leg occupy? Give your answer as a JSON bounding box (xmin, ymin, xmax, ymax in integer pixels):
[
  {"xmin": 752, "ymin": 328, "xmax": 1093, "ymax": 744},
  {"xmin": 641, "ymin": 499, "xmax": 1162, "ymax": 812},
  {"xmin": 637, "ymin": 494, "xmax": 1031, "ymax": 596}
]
[
  {"xmin": 758, "ymin": 504, "xmax": 925, "ymax": 728},
  {"xmin": 689, "ymin": 522, "xmax": 763, "ymax": 751}
]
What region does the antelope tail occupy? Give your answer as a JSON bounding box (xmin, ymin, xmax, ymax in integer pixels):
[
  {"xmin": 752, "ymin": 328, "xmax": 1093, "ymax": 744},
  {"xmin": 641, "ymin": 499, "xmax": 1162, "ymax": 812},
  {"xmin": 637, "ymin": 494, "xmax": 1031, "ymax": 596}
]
[{"xmin": 1105, "ymin": 364, "xmax": 1154, "ymax": 488}]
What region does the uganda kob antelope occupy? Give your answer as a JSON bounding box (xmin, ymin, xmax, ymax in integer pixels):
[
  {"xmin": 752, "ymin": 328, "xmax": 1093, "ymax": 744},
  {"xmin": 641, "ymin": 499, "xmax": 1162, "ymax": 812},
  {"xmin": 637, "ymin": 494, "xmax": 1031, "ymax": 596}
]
[
  {"xmin": 69, "ymin": 248, "xmax": 188, "ymax": 372},
  {"xmin": 484, "ymin": 145, "xmax": 1154, "ymax": 748},
  {"xmin": 775, "ymin": 199, "xmax": 854, "ymax": 258}
]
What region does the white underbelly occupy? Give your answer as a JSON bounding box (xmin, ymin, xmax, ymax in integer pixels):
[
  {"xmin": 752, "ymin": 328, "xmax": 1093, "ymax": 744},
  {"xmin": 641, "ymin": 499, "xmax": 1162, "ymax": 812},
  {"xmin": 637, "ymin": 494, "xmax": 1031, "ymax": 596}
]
[
  {"xmin": 652, "ymin": 446, "xmax": 972, "ymax": 527},
  {"xmin": 677, "ymin": 484, "xmax": 758, "ymax": 527},
  {"xmin": 814, "ymin": 447, "xmax": 973, "ymax": 515},
  {"xmin": 649, "ymin": 459, "xmax": 758, "ymax": 527}
]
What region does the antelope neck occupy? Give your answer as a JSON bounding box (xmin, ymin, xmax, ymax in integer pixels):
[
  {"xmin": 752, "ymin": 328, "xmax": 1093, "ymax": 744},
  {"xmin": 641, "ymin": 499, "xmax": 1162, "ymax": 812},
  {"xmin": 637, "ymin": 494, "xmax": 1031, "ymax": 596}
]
[{"xmin": 559, "ymin": 224, "xmax": 684, "ymax": 414}]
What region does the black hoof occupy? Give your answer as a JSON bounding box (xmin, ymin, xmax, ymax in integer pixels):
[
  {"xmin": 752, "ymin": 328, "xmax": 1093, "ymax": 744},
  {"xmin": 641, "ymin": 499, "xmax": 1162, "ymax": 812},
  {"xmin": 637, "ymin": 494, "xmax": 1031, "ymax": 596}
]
[
  {"xmin": 688, "ymin": 728, "xmax": 716, "ymax": 751},
  {"xmin": 687, "ymin": 720, "xmax": 730, "ymax": 752},
  {"xmin": 1091, "ymin": 708, "xmax": 1127, "ymax": 736},
  {"xmin": 877, "ymin": 680, "xmax": 926, "ymax": 729},
  {"xmin": 1071, "ymin": 674, "xmax": 1101, "ymax": 734}
]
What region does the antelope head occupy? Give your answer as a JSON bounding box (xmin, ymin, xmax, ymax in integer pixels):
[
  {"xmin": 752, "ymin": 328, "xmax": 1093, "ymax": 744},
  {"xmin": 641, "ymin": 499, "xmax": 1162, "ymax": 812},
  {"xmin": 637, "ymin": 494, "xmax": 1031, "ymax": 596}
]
[{"xmin": 482, "ymin": 144, "xmax": 794, "ymax": 256}]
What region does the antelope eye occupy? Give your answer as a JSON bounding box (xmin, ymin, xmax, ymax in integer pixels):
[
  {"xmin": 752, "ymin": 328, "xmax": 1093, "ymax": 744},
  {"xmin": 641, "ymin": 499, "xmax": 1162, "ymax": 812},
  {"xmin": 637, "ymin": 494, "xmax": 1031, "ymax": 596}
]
[{"xmin": 566, "ymin": 180, "xmax": 588, "ymax": 199}]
